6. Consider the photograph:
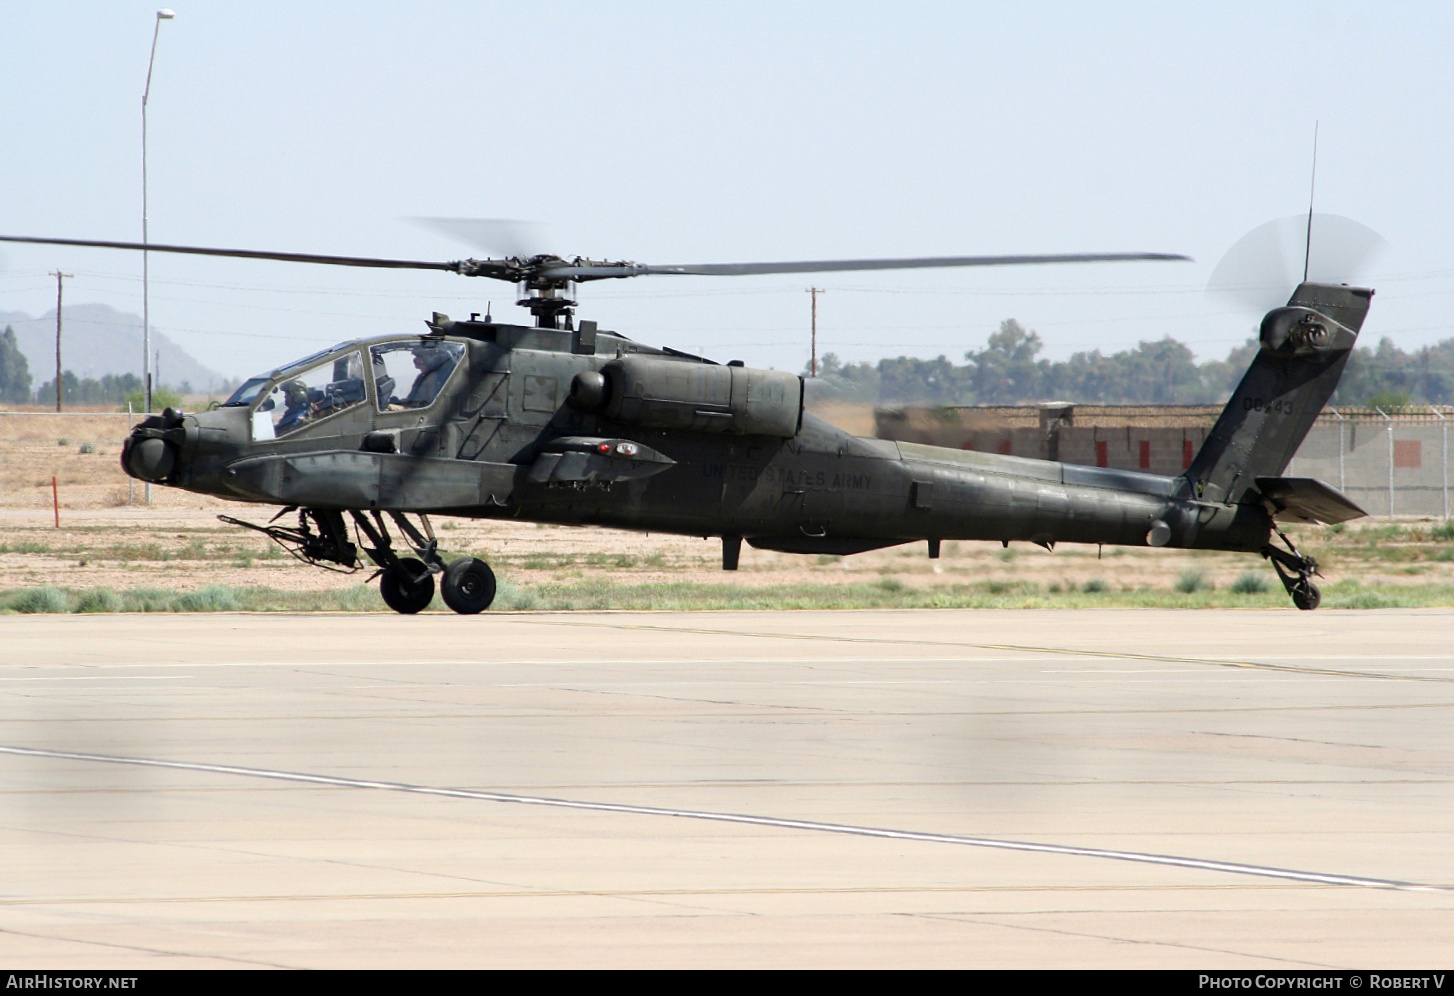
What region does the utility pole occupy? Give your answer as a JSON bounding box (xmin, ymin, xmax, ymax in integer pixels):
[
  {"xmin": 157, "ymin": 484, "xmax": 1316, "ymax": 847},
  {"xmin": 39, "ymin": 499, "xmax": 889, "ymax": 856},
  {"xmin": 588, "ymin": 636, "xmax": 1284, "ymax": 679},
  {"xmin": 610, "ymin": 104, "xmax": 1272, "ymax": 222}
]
[
  {"xmin": 143, "ymin": 9, "xmax": 176, "ymax": 415},
  {"xmin": 51, "ymin": 271, "xmax": 72, "ymax": 412},
  {"xmin": 807, "ymin": 287, "xmax": 823, "ymax": 377}
]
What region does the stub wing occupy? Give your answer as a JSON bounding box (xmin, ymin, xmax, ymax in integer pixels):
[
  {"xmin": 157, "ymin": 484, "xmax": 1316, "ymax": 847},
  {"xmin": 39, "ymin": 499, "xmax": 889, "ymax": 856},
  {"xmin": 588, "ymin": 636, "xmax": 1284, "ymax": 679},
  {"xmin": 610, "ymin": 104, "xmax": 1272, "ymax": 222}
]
[{"xmin": 1255, "ymin": 477, "xmax": 1367, "ymax": 525}]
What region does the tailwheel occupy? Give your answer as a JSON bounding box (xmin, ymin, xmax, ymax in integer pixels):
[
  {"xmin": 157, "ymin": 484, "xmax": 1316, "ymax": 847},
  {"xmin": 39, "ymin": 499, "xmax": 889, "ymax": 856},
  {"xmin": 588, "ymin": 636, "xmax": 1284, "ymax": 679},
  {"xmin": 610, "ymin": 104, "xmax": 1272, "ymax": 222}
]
[
  {"xmin": 1291, "ymin": 579, "xmax": 1321, "ymax": 612},
  {"xmin": 380, "ymin": 557, "xmax": 435, "ymax": 614},
  {"xmin": 441, "ymin": 557, "xmax": 497, "ymax": 615},
  {"xmin": 1262, "ymin": 528, "xmax": 1323, "ymax": 611}
]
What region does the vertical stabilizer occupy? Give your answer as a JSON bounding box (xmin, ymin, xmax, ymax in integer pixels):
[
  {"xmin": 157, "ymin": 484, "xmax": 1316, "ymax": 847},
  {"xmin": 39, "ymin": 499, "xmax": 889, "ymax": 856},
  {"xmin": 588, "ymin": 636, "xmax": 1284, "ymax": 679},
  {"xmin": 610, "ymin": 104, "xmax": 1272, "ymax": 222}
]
[{"xmin": 1185, "ymin": 282, "xmax": 1372, "ymax": 504}]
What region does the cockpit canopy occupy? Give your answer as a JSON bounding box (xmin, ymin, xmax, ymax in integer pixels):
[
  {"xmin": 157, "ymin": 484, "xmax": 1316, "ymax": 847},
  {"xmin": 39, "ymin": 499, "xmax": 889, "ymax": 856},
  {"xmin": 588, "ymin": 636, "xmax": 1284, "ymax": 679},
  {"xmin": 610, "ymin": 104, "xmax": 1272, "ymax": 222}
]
[
  {"xmin": 371, "ymin": 339, "xmax": 463, "ymax": 411},
  {"xmin": 224, "ymin": 337, "xmax": 465, "ymax": 439}
]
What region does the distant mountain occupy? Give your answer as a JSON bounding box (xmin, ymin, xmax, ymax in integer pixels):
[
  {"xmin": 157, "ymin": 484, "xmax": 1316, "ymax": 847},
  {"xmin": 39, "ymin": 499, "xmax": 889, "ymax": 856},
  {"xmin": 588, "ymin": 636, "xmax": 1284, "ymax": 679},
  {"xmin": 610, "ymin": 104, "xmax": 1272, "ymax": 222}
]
[{"xmin": 0, "ymin": 303, "xmax": 227, "ymax": 393}]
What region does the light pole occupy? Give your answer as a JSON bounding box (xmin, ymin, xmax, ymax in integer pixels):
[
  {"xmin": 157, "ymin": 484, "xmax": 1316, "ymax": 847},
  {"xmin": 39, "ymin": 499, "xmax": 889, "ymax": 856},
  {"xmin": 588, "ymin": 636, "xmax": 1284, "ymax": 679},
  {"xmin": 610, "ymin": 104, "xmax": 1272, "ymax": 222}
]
[{"xmin": 142, "ymin": 8, "xmax": 175, "ymax": 416}]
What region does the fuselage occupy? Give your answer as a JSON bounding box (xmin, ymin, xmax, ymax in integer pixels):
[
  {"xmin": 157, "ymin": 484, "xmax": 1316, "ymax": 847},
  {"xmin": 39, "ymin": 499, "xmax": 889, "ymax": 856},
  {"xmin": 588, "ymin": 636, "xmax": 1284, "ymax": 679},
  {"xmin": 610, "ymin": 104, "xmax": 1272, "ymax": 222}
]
[{"xmin": 129, "ymin": 318, "xmax": 1272, "ymax": 558}]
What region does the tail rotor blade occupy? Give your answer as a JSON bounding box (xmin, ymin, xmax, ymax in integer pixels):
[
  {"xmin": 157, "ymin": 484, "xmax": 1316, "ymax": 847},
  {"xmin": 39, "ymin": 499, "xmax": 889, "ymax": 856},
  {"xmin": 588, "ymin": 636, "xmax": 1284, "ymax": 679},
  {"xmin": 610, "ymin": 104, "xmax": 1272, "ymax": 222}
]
[
  {"xmin": 1209, "ymin": 214, "xmax": 1386, "ymax": 313},
  {"xmin": 1306, "ymin": 214, "xmax": 1387, "ymax": 285}
]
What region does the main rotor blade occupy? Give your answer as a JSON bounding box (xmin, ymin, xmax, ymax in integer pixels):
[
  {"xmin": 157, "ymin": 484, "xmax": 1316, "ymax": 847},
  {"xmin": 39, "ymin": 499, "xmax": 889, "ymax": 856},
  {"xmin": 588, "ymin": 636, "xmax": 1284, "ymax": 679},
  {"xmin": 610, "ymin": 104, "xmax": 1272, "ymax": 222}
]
[
  {"xmin": 0, "ymin": 234, "xmax": 466, "ymax": 273},
  {"xmin": 409, "ymin": 217, "xmax": 546, "ymax": 258},
  {"xmin": 549, "ymin": 251, "xmax": 1190, "ymax": 280}
]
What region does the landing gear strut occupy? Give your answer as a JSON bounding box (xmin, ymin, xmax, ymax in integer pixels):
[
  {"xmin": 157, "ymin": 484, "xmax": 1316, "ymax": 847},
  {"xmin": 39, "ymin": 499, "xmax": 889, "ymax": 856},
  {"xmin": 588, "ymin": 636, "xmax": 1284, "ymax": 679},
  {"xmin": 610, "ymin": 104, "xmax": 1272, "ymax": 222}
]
[
  {"xmin": 1261, "ymin": 529, "xmax": 1321, "ymax": 611},
  {"xmin": 351, "ymin": 511, "xmax": 496, "ymax": 615},
  {"xmin": 223, "ymin": 507, "xmax": 497, "ymax": 615}
]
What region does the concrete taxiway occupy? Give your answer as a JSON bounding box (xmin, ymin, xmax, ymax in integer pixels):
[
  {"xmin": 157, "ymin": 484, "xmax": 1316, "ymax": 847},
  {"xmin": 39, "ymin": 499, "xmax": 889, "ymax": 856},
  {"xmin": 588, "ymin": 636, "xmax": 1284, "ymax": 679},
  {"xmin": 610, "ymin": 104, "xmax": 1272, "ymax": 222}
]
[{"xmin": 1, "ymin": 608, "xmax": 1451, "ymax": 968}]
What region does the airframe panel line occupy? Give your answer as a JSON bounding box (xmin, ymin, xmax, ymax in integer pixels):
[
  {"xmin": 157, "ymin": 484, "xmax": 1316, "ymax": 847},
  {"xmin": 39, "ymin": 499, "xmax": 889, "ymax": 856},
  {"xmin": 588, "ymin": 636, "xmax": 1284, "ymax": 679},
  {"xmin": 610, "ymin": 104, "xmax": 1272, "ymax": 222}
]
[
  {"xmin": 537, "ymin": 621, "xmax": 1453, "ymax": 684},
  {"xmin": 0, "ymin": 744, "xmax": 1439, "ymax": 894}
]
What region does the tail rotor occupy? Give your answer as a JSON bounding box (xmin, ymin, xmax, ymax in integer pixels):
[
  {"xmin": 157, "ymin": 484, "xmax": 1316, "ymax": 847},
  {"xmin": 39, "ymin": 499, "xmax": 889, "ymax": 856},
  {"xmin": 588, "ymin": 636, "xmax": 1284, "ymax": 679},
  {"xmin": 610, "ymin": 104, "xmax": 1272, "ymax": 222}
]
[{"xmin": 1207, "ymin": 213, "xmax": 1387, "ymax": 315}]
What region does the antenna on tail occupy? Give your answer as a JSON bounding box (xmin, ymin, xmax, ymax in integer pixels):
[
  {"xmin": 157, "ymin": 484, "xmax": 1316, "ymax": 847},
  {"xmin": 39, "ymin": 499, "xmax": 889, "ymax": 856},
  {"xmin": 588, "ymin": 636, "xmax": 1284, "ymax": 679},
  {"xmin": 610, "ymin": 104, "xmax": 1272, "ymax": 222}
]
[{"xmin": 1303, "ymin": 121, "xmax": 1319, "ymax": 283}]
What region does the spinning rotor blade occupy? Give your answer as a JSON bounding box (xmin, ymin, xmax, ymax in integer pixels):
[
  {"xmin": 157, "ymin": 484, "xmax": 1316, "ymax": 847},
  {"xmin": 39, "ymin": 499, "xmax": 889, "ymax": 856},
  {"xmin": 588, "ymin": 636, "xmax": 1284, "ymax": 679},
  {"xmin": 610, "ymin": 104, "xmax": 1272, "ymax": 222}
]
[
  {"xmin": 547, "ymin": 251, "xmax": 1191, "ymax": 281},
  {"xmin": 0, "ymin": 234, "xmax": 466, "ymax": 273},
  {"xmin": 409, "ymin": 217, "xmax": 545, "ymax": 258},
  {"xmin": 0, "ymin": 234, "xmax": 1190, "ymax": 287},
  {"xmin": 1208, "ymin": 214, "xmax": 1387, "ymax": 313}
]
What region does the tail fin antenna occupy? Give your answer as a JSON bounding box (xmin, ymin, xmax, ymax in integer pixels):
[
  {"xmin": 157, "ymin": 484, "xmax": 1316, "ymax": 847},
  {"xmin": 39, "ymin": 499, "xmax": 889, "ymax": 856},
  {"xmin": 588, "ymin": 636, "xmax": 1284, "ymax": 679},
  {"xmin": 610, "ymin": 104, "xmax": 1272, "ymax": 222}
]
[{"xmin": 1303, "ymin": 122, "xmax": 1319, "ymax": 283}]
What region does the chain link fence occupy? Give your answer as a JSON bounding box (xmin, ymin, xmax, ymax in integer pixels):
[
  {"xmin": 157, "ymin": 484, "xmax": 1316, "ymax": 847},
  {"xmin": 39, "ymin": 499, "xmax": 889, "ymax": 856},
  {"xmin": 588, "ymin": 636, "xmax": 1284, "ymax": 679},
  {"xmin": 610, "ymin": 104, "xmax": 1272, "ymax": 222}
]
[{"xmin": 1287, "ymin": 408, "xmax": 1451, "ymax": 519}]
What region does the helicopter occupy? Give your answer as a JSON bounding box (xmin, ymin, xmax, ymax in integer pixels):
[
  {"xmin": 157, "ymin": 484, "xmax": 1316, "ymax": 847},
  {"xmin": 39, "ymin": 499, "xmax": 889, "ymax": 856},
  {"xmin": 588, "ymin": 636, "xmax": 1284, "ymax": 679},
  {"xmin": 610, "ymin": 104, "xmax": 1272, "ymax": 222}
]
[{"xmin": 0, "ymin": 232, "xmax": 1369, "ymax": 613}]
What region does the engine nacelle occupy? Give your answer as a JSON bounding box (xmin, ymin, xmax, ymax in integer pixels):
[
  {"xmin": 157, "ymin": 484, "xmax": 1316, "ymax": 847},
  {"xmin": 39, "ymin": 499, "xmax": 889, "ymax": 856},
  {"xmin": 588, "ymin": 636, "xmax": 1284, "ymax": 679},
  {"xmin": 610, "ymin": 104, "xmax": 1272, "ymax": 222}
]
[{"xmin": 592, "ymin": 356, "xmax": 803, "ymax": 438}]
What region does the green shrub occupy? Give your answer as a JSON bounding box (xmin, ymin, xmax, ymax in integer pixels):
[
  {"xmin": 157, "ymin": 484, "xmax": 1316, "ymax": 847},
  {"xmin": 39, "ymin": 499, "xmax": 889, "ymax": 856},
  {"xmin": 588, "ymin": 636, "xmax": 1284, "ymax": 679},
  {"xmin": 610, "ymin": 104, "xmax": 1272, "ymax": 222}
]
[
  {"xmin": 1432, "ymin": 521, "xmax": 1454, "ymax": 542},
  {"xmin": 1231, "ymin": 571, "xmax": 1269, "ymax": 594},
  {"xmin": 491, "ymin": 578, "xmax": 541, "ymax": 611},
  {"xmin": 5, "ymin": 587, "xmax": 71, "ymax": 613},
  {"xmin": 1081, "ymin": 578, "xmax": 1107, "ymax": 593},
  {"xmin": 1331, "ymin": 588, "xmax": 1407, "ymax": 609},
  {"xmin": 172, "ymin": 585, "xmax": 239, "ymax": 612},
  {"xmin": 333, "ymin": 585, "xmax": 385, "ymax": 611},
  {"xmin": 78, "ymin": 442, "xmax": 96, "ymax": 454},
  {"xmin": 75, "ymin": 588, "xmax": 123, "ymax": 613},
  {"xmin": 122, "ymin": 587, "xmax": 179, "ymax": 612},
  {"xmin": 1175, "ymin": 569, "xmax": 1210, "ymax": 593}
]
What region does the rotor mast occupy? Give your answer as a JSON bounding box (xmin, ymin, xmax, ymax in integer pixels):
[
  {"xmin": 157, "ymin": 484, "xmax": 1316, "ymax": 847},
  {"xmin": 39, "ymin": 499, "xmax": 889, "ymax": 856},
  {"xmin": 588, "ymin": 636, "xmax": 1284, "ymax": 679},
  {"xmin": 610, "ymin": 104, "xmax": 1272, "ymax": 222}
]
[{"xmin": 516, "ymin": 275, "xmax": 577, "ymax": 329}]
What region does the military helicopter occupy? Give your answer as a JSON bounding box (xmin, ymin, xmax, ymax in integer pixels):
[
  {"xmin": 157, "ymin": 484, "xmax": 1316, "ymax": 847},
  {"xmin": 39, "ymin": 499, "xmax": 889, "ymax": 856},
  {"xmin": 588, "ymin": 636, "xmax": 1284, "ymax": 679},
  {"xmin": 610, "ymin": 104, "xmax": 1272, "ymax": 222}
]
[{"xmin": 0, "ymin": 232, "xmax": 1369, "ymax": 613}]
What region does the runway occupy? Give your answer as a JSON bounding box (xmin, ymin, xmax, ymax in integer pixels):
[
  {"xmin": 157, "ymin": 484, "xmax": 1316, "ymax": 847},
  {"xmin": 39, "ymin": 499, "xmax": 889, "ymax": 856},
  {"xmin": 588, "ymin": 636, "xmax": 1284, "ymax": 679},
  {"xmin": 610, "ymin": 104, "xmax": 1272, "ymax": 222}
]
[{"xmin": 2, "ymin": 609, "xmax": 1452, "ymax": 968}]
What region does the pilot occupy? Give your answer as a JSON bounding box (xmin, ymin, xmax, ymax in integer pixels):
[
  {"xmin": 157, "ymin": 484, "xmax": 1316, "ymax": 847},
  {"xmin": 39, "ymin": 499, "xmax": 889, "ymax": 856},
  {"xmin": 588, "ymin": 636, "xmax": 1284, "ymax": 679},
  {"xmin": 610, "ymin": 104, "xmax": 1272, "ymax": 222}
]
[
  {"xmin": 274, "ymin": 379, "xmax": 312, "ymax": 432},
  {"xmin": 403, "ymin": 347, "xmax": 453, "ymax": 407}
]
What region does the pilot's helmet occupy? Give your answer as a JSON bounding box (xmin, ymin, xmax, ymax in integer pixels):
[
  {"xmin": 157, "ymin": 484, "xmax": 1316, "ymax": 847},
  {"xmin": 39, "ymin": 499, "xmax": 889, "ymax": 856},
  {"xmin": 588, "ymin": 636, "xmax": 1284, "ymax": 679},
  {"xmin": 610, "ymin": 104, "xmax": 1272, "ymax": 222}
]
[
  {"xmin": 412, "ymin": 346, "xmax": 450, "ymax": 372},
  {"xmin": 282, "ymin": 379, "xmax": 308, "ymax": 404}
]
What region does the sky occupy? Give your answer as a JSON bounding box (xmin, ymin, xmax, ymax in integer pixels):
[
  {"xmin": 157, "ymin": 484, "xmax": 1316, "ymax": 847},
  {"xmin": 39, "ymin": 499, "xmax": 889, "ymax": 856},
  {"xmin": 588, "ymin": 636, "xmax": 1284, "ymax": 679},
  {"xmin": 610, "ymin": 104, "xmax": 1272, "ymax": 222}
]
[{"xmin": 2, "ymin": 1, "xmax": 1452, "ymax": 382}]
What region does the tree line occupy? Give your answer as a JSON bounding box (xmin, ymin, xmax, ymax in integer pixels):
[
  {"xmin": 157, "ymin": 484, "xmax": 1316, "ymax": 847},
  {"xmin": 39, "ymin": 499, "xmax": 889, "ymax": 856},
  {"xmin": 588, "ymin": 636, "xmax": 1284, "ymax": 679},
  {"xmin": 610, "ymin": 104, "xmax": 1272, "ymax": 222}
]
[
  {"xmin": 7, "ymin": 319, "xmax": 1453, "ymax": 412},
  {"xmin": 808, "ymin": 319, "xmax": 1454, "ymax": 410}
]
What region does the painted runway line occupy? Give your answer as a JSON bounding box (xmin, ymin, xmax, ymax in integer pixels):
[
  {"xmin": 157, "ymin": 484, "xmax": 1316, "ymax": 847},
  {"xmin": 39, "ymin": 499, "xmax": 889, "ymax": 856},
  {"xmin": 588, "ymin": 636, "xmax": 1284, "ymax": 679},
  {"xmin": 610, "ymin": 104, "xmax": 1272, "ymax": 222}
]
[{"xmin": 1, "ymin": 743, "xmax": 1439, "ymax": 894}]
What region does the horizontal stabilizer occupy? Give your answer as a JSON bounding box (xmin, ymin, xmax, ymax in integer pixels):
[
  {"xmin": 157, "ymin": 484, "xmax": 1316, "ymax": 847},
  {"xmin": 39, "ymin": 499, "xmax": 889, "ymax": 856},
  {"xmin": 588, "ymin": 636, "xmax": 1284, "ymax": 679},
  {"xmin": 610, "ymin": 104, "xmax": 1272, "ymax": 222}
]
[{"xmin": 1254, "ymin": 477, "xmax": 1367, "ymax": 525}]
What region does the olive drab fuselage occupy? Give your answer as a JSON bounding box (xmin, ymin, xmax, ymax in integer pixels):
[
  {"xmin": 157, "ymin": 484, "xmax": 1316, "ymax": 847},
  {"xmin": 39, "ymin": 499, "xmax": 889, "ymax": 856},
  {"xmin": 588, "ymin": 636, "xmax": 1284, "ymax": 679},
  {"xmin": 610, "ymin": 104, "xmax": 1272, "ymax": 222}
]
[{"xmin": 134, "ymin": 317, "xmax": 1271, "ymax": 559}]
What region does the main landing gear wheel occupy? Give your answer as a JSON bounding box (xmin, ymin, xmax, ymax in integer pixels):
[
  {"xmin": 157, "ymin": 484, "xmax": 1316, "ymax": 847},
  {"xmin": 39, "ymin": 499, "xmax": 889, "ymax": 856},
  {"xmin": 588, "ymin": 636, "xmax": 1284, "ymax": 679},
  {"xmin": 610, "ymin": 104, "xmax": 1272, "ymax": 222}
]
[
  {"xmin": 380, "ymin": 557, "xmax": 435, "ymax": 614},
  {"xmin": 441, "ymin": 557, "xmax": 497, "ymax": 615}
]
